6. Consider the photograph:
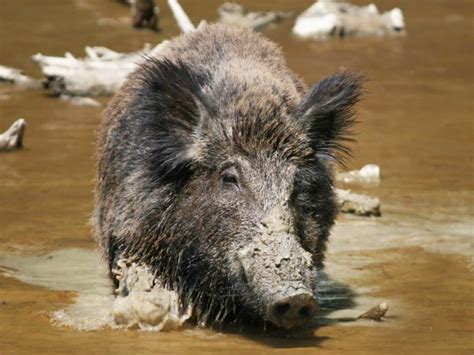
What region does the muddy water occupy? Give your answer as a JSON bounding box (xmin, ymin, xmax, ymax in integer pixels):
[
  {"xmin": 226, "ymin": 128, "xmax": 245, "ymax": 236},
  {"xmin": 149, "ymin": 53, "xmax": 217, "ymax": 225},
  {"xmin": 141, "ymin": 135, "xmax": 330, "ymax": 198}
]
[{"xmin": 0, "ymin": 0, "xmax": 473, "ymax": 354}]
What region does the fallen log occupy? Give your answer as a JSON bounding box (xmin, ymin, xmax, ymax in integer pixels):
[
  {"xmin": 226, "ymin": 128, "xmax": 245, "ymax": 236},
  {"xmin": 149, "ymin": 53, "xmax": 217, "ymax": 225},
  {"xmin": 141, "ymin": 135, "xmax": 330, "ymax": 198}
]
[
  {"xmin": 32, "ymin": 43, "xmax": 167, "ymax": 97},
  {"xmin": 293, "ymin": 0, "xmax": 405, "ymax": 39},
  {"xmin": 31, "ymin": 0, "xmax": 194, "ymax": 97},
  {"xmin": 0, "ymin": 119, "xmax": 27, "ymax": 152}
]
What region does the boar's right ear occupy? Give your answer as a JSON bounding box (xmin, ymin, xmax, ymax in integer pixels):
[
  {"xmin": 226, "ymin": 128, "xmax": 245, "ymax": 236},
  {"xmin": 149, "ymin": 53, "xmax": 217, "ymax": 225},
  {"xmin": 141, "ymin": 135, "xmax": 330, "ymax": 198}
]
[
  {"xmin": 296, "ymin": 73, "xmax": 363, "ymax": 165},
  {"xmin": 135, "ymin": 57, "xmax": 211, "ymax": 180}
]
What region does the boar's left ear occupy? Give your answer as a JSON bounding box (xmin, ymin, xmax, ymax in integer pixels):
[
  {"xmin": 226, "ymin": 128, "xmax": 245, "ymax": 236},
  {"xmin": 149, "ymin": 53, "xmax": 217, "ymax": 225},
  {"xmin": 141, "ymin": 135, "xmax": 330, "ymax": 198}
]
[{"xmin": 296, "ymin": 72, "xmax": 363, "ymax": 165}]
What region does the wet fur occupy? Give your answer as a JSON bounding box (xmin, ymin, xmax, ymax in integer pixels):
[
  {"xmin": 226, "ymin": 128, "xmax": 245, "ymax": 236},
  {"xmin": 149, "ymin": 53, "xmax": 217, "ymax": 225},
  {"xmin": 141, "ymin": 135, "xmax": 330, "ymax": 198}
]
[{"xmin": 94, "ymin": 24, "xmax": 361, "ymax": 327}]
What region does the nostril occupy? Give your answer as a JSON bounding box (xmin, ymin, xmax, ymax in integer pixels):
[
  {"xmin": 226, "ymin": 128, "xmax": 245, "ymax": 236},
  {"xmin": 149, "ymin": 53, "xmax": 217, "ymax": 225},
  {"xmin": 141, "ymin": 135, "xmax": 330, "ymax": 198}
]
[
  {"xmin": 275, "ymin": 303, "xmax": 290, "ymax": 316},
  {"xmin": 268, "ymin": 293, "xmax": 319, "ymax": 329},
  {"xmin": 299, "ymin": 306, "xmax": 312, "ymax": 318}
]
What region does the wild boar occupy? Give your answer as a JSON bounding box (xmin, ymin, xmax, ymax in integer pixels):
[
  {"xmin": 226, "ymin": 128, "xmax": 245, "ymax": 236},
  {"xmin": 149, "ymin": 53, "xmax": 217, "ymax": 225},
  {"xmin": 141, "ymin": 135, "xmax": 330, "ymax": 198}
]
[{"xmin": 94, "ymin": 24, "xmax": 361, "ymax": 330}]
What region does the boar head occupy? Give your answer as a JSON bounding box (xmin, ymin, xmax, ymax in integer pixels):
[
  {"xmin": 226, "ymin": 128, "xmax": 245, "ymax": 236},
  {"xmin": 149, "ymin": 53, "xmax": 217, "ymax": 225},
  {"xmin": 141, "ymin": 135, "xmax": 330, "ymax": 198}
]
[{"xmin": 119, "ymin": 58, "xmax": 362, "ymax": 329}]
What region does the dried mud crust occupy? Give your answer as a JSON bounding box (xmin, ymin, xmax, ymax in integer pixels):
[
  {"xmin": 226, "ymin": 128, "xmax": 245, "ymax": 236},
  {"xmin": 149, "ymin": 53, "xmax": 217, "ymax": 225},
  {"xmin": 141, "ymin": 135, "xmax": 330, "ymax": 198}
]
[{"xmin": 112, "ymin": 258, "xmax": 191, "ymax": 331}]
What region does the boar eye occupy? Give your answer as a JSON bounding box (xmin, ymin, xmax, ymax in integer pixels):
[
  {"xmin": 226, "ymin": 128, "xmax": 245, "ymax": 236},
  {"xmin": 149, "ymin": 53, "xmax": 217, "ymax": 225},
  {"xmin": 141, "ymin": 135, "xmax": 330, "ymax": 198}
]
[{"xmin": 221, "ymin": 166, "xmax": 240, "ymax": 190}]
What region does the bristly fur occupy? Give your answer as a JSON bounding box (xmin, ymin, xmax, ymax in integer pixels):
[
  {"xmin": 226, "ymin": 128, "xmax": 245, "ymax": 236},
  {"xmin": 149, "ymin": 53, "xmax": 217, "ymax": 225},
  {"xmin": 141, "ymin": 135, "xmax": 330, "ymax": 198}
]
[
  {"xmin": 296, "ymin": 72, "xmax": 363, "ymax": 167},
  {"xmin": 132, "ymin": 56, "xmax": 210, "ymax": 180},
  {"xmin": 94, "ymin": 24, "xmax": 362, "ymax": 329}
]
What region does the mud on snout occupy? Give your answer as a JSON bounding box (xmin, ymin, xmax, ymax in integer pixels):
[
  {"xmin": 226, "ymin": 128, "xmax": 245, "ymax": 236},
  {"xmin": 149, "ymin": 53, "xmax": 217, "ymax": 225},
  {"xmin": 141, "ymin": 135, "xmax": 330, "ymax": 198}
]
[{"xmin": 237, "ymin": 204, "xmax": 318, "ymax": 330}]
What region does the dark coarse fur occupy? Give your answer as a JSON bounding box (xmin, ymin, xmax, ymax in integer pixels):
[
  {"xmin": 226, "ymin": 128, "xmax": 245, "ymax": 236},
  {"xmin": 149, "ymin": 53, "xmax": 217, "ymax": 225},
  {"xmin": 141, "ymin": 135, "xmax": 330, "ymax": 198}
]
[{"xmin": 94, "ymin": 24, "xmax": 362, "ymax": 328}]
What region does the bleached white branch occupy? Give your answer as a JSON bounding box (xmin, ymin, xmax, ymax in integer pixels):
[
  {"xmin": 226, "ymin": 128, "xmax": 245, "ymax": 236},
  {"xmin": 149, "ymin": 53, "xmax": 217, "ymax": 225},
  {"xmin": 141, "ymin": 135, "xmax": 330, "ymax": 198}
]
[
  {"xmin": 29, "ymin": 0, "xmax": 196, "ymax": 97},
  {"xmin": 168, "ymin": 0, "xmax": 196, "ymax": 33},
  {"xmin": 31, "ymin": 44, "xmax": 159, "ymax": 97},
  {"xmin": 293, "ymin": 1, "xmax": 405, "ymax": 39},
  {"xmin": 0, "ymin": 65, "xmax": 41, "ymax": 88}
]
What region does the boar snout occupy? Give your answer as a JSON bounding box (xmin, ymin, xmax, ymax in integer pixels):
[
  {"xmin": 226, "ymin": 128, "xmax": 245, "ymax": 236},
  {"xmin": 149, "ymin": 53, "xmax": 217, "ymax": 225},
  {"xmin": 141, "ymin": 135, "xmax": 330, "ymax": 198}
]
[
  {"xmin": 268, "ymin": 291, "xmax": 318, "ymax": 329},
  {"xmin": 237, "ymin": 203, "xmax": 318, "ymax": 329}
]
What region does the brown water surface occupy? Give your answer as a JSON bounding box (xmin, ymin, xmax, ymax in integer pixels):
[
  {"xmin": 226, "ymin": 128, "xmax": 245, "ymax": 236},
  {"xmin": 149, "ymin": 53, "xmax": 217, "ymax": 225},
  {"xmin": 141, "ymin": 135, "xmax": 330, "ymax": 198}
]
[{"xmin": 0, "ymin": 0, "xmax": 473, "ymax": 354}]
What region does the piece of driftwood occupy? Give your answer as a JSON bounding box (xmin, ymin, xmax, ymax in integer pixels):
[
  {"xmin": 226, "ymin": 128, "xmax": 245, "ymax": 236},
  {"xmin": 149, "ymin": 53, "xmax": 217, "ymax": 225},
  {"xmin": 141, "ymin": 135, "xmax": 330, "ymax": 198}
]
[
  {"xmin": 0, "ymin": 65, "xmax": 41, "ymax": 89},
  {"xmin": 32, "ymin": 43, "xmax": 165, "ymax": 97},
  {"xmin": 60, "ymin": 95, "xmax": 102, "ymax": 107},
  {"xmin": 357, "ymin": 302, "xmax": 388, "ymax": 321},
  {"xmin": 218, "ymin": 2, "xmax": 292, "ymax": 31},
  {"xmin": 336, "ymin": 164, "xmax": 381, "ymax": 184},
  {"xmin": 0, "ymin": 119, "xmax": 27, "ymax": 152},
  {"xmin": 293, "ymin": 0, "xmax": 405, "ymax": 39},
  {"xmin": 32, "ymin": 0, "xmax": 194, "ymax": 97},
  {"xmin": 336, "ymin": 189, "xmax": 381, "ymax": 217}
]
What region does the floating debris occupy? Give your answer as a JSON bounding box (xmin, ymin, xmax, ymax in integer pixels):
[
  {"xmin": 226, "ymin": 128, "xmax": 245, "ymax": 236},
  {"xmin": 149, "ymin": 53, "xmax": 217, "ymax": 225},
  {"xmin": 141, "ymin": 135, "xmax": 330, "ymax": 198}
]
[
  {"xmin": 60, "ymin": 95, "xmax": 102, "ymax": 107},
  {"xmin": 293, "ymin": 1, "xmax": 405, "ymax": 39},
  {"xmin": 357, "ymin": 302, "xmax": 388, "ymax": 321},
  {"xmin": 336, "ymin": 188, "xmax": 381, "ymax": 217},
  {"xmin": 337, "ymin": 164, "xmax": 381, "ymax": 184},
  {"xmin": 0, "ymin": 65, "xmax": 41, "ymax": 89},
  {"xmin": 218, "ymin": 2, "xmax": 292, "ymax": 31},
  {"xmin": 0, "ymin": 118, "xmax": 27, "ymax": 152}
]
